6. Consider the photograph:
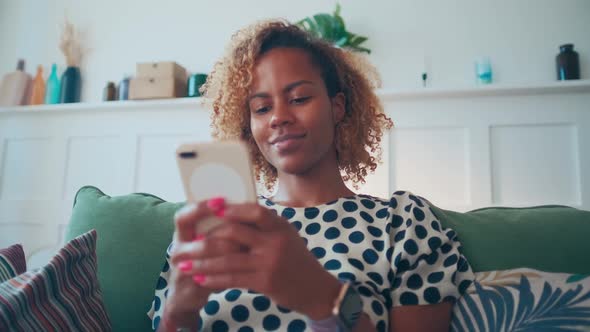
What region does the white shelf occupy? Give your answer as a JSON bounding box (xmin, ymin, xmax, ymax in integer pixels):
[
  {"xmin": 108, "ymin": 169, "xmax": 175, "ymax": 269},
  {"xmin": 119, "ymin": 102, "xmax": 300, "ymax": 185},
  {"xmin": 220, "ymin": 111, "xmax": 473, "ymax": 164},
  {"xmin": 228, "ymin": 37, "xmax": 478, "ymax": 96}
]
[
  {"xmin": 379, "ymin": 79, "xmax": 590, "ymax": 101},
  {"xmin": 1, "ymin": 79, "xmax": 590, "ymax": 114},
  {"xmin": 0, "ymin": 97, "xmax": 205, "ymax": 114}
]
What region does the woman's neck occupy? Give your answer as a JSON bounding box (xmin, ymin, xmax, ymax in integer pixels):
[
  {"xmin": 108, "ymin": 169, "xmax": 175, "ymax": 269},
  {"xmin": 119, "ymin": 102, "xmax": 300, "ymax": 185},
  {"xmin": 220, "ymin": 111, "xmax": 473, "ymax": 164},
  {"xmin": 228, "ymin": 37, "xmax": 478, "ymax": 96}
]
[{"xmin": 270, "ymin": 151, "xmax": 355, "ymax": 207}]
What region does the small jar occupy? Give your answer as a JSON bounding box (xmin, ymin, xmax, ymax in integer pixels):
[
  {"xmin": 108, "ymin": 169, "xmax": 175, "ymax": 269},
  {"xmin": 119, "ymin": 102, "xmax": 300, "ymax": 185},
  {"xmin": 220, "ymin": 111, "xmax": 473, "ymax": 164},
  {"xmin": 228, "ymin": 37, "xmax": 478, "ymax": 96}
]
[
  {"xmin": 475, "ymin": 56, "xmax": 493, "ymax": 85},
  {"xmin": 187, "ymin": 73, "xmax": 208, "ymax": 97},
  {"xmin": 118, "ymin": 77, "xmax": 130, "ymax": 100},
  {"xmin": 103, "ymin": 82, "xmax": 116, "ymax": 101},
  {"xmin": 556, "ymin": 44, "xmax": 580, "ymax": 80}
]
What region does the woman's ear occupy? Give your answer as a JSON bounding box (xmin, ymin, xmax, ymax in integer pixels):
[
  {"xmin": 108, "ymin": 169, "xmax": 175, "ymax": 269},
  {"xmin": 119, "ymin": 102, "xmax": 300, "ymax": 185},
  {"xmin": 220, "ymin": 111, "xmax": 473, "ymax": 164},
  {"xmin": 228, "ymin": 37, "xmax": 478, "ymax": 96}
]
[{"xmin": 331, "ymin": 92, "xmax": 346, "ymax": 124}]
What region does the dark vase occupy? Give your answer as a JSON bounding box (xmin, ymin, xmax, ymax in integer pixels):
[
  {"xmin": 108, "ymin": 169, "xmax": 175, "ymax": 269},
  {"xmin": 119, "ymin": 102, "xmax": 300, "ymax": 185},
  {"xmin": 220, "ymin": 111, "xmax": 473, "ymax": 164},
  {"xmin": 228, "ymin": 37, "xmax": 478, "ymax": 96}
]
[
  {"xmin": 556, "ymin": 44, "xmax": 580, "ymax": 80},
  {"xmin": 60, "ymin": 66, "xmax": 82, "ymax": 103}
]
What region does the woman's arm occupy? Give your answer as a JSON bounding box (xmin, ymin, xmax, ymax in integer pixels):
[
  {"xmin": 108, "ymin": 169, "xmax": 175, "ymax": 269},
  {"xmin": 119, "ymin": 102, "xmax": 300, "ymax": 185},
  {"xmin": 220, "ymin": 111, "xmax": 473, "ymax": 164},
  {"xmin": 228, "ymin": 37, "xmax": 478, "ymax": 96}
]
[{"xmin": 389, "ymin": 302, "xmax": 453, "ymax": 332}]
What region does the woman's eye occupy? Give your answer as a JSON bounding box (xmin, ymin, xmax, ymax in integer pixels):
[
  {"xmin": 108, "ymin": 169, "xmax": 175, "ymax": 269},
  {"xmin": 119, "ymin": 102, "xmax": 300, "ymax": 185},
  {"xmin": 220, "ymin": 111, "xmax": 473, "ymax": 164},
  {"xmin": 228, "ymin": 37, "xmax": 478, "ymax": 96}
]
[
  {"xmin": 290, "ymin": 96, "xmax": 311, "ymax": 104},
  {"xmin": 255, "ymin": 106, "xmax": 270, "ymax": 114}
]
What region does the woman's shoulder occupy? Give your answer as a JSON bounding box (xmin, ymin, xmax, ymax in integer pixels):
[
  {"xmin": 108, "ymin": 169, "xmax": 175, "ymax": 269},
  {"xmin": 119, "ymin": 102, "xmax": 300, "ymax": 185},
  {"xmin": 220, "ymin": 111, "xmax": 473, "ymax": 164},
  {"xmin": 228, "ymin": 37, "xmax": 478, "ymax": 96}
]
[{"xmin": 359, "ymin": 190, "xmax": 437, "ymax": 212}]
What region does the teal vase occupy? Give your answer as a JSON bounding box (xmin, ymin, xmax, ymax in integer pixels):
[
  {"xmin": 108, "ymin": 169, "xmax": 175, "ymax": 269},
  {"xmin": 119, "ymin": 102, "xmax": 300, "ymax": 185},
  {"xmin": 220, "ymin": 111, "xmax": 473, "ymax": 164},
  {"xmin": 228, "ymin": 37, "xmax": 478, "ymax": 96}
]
[
  {"xmin": 60, "ymin": 66, "xmax": 82, "ymax": 103},
  {"xmin": 45, "ymin": 64, "xmax": 61, "ymax": 104}
]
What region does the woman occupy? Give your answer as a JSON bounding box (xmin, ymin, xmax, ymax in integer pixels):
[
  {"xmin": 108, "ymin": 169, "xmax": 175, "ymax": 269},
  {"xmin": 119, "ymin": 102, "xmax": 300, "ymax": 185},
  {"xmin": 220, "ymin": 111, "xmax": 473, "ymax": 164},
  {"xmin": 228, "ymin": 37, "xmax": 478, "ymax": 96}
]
[{"xmin": 148, "ymin": 20, "xmax": 473, "ymax": 332}]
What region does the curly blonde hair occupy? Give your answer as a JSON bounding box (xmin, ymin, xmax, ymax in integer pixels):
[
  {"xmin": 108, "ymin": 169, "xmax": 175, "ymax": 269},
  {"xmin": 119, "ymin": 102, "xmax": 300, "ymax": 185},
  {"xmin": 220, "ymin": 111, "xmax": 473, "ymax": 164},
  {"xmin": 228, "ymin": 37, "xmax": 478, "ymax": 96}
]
[{"xmin": 201, "ymin": 19, "xmax": 393, "ymax": 191}]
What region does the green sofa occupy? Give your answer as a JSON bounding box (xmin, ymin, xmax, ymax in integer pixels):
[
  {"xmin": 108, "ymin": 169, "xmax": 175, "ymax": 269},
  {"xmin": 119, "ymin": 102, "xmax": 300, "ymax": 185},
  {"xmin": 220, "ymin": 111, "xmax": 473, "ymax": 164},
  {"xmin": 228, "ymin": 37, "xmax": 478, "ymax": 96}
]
[{"xmin": 65, "ymin": 186, "xmax": 590, "ymax": 331}]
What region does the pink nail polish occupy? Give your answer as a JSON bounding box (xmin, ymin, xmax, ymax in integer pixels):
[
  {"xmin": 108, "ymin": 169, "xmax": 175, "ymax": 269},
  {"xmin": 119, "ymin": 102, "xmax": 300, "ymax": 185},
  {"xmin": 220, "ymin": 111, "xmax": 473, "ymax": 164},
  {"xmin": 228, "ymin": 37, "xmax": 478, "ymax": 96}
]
[
  {"xmin": 215, "ymin": 208, "xmax": 225, "ymax": 218},
  {"xmin": 193, "ymin": 234, "xmax": 205, "ymax": 241},
  {"xmin": 193, "ymin": 274, "xmax": 206, "ymax": 285},
  {"xmin": 207, "ymin": 197, "xmax": 225, "ymax": 212},
  {"xmin": 178, "ymin": 261, "xmax": 192, "ymax": 272}
]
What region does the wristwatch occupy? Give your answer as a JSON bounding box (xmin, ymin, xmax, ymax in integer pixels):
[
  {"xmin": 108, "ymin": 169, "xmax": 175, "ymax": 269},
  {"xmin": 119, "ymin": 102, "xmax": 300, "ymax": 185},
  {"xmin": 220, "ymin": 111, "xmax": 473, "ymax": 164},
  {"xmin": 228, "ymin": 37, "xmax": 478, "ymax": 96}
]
[{"xmin": 332, "ymin": 280, "xmax": 363, "ymax": 331}]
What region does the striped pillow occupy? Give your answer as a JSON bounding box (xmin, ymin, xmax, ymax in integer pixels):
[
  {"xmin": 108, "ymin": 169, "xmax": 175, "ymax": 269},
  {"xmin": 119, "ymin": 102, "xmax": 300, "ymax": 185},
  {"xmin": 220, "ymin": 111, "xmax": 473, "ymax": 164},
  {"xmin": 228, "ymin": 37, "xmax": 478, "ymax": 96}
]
[
  {"xmin": 0, "ymin": 244, "xmax": 26, "ymax": 282},
  {"xmin": 0, "ymin": 230, "xmax": 112, "ymax": 331}
]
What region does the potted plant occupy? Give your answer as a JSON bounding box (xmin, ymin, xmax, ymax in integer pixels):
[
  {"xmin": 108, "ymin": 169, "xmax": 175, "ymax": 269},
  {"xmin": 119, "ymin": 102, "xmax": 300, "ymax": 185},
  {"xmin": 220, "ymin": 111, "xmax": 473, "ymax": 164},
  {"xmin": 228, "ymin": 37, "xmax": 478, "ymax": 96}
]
[
  {"xmin": 296, "ymin": 4, "xmax": 371, "ymax": 54},
  {"xmin": 59, "ymin": 17, "xmax": 84, "ymax": 103}
]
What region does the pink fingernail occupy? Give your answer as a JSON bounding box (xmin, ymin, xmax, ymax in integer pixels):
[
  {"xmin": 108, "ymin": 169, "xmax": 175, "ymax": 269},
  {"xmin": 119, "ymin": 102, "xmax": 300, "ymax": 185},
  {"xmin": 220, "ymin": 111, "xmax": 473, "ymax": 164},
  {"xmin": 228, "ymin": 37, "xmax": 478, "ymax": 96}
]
[
  {"xmin": 193, "ymin": 234, "xmax": 205, "ymax": 241},
  {"xmin": 207, "ymin": 197, "xmax": 226, "ymax": 212},
  {"xmin": 178, "ymin": 261, "xmax": 192, "ymax": 272},
  {"xmin": 193, "ymin": 274, "xmax": 206, "ymax": 285},
  {"xmin": 215, "ymin": 208, "xmax": 225, "ymax": 218}
]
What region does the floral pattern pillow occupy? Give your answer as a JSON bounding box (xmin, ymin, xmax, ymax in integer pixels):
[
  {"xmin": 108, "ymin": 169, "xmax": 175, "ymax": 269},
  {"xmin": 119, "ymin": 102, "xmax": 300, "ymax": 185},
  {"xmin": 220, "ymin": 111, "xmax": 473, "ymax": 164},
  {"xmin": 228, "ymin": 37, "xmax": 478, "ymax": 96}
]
[{"xmin": 451, "ymin": 268, "xmax": 590, "ymax": 331}]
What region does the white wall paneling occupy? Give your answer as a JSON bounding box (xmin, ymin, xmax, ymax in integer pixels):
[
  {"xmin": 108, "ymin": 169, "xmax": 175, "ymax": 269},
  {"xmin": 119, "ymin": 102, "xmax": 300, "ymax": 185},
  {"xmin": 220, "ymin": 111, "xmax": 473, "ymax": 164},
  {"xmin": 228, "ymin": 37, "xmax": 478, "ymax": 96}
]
[{"xmin": 1, "ymin": 81, "xmax": 589, "ymax": 267}]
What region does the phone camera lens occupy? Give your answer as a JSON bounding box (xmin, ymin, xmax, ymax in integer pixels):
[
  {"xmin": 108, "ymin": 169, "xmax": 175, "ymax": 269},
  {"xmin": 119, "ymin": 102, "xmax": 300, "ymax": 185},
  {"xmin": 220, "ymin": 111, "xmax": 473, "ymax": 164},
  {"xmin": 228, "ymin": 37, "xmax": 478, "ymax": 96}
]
[{"xmin": 179, "ymin": 151, "xmax": 197, "ymax": 159}]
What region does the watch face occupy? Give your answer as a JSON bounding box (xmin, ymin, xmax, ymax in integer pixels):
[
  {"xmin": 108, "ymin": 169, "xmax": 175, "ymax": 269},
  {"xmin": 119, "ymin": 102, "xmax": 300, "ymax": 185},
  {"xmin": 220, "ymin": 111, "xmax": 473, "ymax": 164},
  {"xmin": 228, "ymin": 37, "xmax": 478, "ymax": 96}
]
[{"xmin": 339, "ymin": 285, "xmax": 363, "ymax": 329}]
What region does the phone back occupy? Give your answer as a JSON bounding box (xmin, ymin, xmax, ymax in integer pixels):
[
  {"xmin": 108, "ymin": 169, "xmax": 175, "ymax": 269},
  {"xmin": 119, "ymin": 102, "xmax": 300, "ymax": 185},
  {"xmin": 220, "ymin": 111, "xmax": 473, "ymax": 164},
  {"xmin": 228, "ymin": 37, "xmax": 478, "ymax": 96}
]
[{"xmin": 176, "ymin": 141, "xmax": 257, "ymax": 204}]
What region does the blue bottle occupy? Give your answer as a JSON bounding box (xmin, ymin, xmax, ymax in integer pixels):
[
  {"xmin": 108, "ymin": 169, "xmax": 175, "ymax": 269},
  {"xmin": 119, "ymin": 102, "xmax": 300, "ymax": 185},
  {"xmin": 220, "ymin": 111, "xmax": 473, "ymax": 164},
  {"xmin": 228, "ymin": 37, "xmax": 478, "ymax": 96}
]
[
  {"xmin": 118, "ymin": 76, "xmax": 130, "ymax": 100},
  {"xmin": 60, "ymin": 66, "xmax": 81, "ymax": 103},
  {"xmin": 45, "ymin": 64, "xmax": 61, "ymax": 104}
]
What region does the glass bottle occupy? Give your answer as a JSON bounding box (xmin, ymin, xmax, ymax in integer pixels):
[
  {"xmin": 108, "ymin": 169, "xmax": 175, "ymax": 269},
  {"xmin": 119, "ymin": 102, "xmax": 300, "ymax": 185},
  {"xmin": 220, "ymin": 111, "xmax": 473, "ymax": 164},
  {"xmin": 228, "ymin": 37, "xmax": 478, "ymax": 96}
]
[
  {"xmin": 45, "ymin": 64, "xmax": 61, "ymax": 104},
  {"xmin": 103, "ymin": 82, "xmax": 116, "ymax": 101},
  {"xmin": 556, "ymin": 44, "xmax": 580, "ymax": 80},
  {"xmin": 29, "ymin": 65, "xmax": 46, "ymax": 105},
  {"xmin": 118, "ymin": 76, "xmax": 130, "ymax": 100}
]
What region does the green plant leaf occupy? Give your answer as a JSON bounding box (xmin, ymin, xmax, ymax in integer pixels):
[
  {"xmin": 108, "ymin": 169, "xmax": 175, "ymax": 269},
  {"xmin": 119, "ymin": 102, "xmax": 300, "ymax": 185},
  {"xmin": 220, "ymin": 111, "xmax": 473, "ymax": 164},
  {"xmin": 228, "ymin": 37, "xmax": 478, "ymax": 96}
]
[
  {"xmin": 297, "ymin": 17, "xmax": 320, "ymax": 38},
  {"xmin": 334, "ymin": 9, "xmax": 347, "ymax": 29},
  {"xmin": 350, "ymin": 45, "xmax": 371, "ymax": 54},
  {"xmin": 296, "ymin": 4, "xmax": 371, "ymax": 54},
  {"xmin": 313, "ymin": 13, "xmax": 336, "ymax": 40},
  {"xmin": 334, "ymin": 3, "xmax": 341, "ymax": 17},
  {"xmin": 349, "ymin": 35, "xmax": 368, "ymax": 47},
  {"xmin": 335, "ymin": 36, "xmax": 348, "ymax": 47},
  {"xmin": 331, "ymin": 15, "xmax": 346, "ymax": 40}
]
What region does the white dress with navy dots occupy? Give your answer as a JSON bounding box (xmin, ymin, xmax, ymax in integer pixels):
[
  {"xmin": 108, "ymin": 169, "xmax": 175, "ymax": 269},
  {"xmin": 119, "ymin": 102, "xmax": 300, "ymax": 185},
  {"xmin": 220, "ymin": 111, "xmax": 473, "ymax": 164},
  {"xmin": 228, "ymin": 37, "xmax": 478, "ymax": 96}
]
[{"xmin": 148, "ymin": 191, "xmax": 474, "ymax": 331}]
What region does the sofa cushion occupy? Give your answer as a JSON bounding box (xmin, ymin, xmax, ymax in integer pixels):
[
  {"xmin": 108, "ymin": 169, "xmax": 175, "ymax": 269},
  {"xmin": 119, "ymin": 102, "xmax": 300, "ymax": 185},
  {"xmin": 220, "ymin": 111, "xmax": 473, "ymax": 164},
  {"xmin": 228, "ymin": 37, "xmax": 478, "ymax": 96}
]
[
  {"xmin": 0, "ymin": 244, "xmax": 26, "ymax": 283},
  {"xmin": 431, "ymin": 205, "xmax": 590, "ymax": 274},
  {"xmin": 0, "ymin": 230, "xmax": 111, "ymax": 331},
  {"xmin": 451, "ymin": 268, "xmax": 590, "ymax": 331},
  {"xmin": 65, "ymin": 186, "xmax": 182, "ymax": 332}
]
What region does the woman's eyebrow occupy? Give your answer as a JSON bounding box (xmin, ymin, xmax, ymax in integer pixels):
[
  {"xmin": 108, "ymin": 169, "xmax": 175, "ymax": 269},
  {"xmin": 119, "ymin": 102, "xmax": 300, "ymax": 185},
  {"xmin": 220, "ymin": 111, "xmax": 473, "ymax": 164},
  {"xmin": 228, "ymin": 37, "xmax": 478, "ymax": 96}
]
[
  {"xmin": 248, "ymin": 92, "xmax": 270, "ymax": 101},
  {"xmin": 248, "ymin": 80, "xmax": 314, "ymax": 101},
  {"xmin": 283, "ymin": 80, "xmax": 314, "ymax": 93}
]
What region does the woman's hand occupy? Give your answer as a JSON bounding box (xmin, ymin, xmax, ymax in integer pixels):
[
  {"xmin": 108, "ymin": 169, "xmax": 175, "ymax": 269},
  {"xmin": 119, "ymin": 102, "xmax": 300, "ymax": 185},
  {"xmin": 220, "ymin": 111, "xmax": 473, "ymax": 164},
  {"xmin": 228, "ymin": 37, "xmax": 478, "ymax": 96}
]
[
  {"xmin": 162, "ymin": 201, "xmax": 243, "ymax": 329},
  {"xmin": 181, "ymin": 201, "xmax": 342, "ymax": 320}
]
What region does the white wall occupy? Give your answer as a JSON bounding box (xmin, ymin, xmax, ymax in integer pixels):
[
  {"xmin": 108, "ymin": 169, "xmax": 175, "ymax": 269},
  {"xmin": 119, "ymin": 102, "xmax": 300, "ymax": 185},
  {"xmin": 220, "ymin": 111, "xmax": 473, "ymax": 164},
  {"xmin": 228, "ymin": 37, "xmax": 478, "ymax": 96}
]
[{"xmin": 1, "ymin": 0, "xmax": 589, "ymax": 102}]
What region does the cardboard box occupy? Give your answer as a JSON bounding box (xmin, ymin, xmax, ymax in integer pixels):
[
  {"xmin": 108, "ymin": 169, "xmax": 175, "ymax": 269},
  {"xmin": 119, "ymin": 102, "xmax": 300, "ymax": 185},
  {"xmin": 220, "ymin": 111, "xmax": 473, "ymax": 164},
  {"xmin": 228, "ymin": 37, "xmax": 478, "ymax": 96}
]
[
  {"xmin": 136, "ymin": 62, "xmax": 187, "ymax": 82},
  {"xmin": 129, "ymin": 77, "xmax": 187, "ymax": 100}
]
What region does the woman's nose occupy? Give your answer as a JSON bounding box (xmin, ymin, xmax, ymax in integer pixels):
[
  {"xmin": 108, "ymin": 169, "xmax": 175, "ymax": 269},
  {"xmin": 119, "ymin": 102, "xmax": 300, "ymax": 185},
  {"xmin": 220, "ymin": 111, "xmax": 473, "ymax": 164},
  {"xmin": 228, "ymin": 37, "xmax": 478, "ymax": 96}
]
[{"xmin": 270, "ymin": 101, "xmax": 295, "ymax": 128}]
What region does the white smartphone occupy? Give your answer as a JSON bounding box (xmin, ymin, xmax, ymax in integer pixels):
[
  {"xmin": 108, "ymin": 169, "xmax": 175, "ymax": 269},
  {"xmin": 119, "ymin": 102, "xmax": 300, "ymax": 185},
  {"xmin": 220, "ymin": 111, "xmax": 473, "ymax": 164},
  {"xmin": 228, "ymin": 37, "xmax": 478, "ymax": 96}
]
[{"xmin": 176, "ymin": 140, "xmax": 257, "ymax": 234}]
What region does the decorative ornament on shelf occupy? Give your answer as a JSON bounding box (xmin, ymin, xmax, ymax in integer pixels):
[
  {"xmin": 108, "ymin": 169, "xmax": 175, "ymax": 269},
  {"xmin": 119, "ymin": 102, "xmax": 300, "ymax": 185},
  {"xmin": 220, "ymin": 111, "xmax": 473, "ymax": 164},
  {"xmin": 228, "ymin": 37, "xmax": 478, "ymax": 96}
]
[
  {"xmin": 422, "ymin": 55, "xmax": 431, "ymax": 87},
  {"xmin": 0, "ymin": 59, "xmax": 32, "ymax": 106},
  {"xmin": 59, "ymin": 16, "xmax": 84, "ymax": 103},
  {"xmin": 117, "ymin": 76, "xmax": 131, "ymax": 101},
  {"xmin": 103, "ymin": 82, "xmax": 116, "ymax": 101},
  {"xmin": 475, "ymin": 56, "xmax": 493, "ymax": 85},
  {"xmin": 556, "ymin": 44, "xmax": 580, "ymax": 81},
  {"xmin": 296, "ymin": 3, "xmax": 371, "ymax": 54},
  {"xmin": 187, "ymin": 73, "xmax": 208, "ymax": 97},
  {"xmin": 45, "ymin": 64, "xmax": 61, "ymax": 104},
  {"xmin": 29, "ymin": 65, "xmax": 46, "ymax": 105}
]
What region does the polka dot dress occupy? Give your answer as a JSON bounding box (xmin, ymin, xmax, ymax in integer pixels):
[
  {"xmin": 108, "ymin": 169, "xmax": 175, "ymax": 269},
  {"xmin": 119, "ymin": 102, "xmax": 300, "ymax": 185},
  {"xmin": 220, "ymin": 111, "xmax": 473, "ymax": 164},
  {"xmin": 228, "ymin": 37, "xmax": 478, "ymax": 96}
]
[{"xmin": 147, "ymin": 191, "xmax": 474, "ymax": 331}]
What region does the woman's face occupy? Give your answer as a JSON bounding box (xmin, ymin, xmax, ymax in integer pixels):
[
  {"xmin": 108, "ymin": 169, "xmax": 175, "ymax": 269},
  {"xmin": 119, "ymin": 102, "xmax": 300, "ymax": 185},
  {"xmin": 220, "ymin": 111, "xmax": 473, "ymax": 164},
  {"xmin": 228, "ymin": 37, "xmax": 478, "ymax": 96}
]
[{"xmin": 248, "ymin": 47, "xmax": 345, "ymax": 177}]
